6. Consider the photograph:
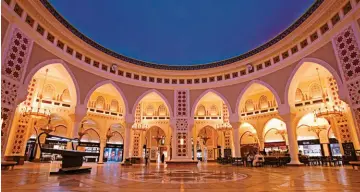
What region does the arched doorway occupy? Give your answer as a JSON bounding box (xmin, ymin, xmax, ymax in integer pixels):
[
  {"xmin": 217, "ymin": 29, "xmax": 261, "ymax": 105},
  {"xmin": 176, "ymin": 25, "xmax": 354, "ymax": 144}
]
[
  {"xmin": 78, "ymin": 119, "xmax": 101, "ymax": 162},
  {"xmin": 196, "ymin": 126, "xmax": 218, "ymax": 161},
  {"xmin": 239, "ymin": 123, "xmax": 258, "ymax": 157},
  {"xmin": 263, "ymin": 118, "xmax": 288, "ymax": 155},
  {"xmin": 104, "ymin": 130, "xmax": 124, "ymax": 163},
  {"xmin": 144, "ymin": 126, "xmax": 166, "ymax": 163}
]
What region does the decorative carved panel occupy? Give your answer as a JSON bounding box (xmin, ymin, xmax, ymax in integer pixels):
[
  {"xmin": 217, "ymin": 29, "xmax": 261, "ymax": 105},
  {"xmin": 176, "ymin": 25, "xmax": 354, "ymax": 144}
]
[
  {"xmin": 2, "ymin": 28, "xmax": 32, "ymax": 81},
  {"xmin": 175, "ymin": 90, "xmax": 188, "ymax": 117},
  {"xmin": 1, "ymin": 79, "xmax": 19, "ymax": 107},
  {"xmin": 334, "ymin": 27, "xmax": 360, "ymax": 81},
  {"xmin": 335, "ymin": 115, "xmax": 351, "ymax": 143},
  {"xmin": 132, "ymin": 132, "xmax": 140, "ymax": 157},
  {"xmin": 11, "ymin": 115, "xmax": 30, "ymax": 154},
  {"xmin": 347, "ymin": 80, "xmax": 360, "ymax": 106},
  {"xmin": 1, "ymin": 107, "xmax": 13, "ymax": 153}
]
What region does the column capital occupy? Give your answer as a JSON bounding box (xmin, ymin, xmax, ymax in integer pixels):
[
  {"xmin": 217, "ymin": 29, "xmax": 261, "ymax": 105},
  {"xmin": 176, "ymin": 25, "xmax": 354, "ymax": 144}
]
[
  {"xmin": 279, "ymin": 112, "xmax": 296, "ymax": 123},
  {"xmin": 230, "ymin": 122, "xmax": 241, "ymax": 130}
]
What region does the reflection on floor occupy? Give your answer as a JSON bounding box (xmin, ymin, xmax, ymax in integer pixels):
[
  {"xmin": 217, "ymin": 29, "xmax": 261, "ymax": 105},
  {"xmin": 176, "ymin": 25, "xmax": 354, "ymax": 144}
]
[{"xmin": 2, "ymin": 162, "xmax": 360, "ymax": 191}]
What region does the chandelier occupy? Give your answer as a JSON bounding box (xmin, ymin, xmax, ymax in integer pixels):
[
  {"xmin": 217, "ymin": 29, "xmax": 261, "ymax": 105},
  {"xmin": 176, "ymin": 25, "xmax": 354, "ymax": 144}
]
[
  {"xmin": 152, "ymin": 127, "xmax": 165, "ymax": 146},
  {"xmin": 307, "ymin": 117, "xmax": 329, "ymax": 138},
  {"xmin": 131, "ymin": 123, "xmax": 148, "ymax": 132},
  {"xmin": 313, "ymin": 68, "xmax": 343, "ymax": 118},
  {"xmin": 106, "ymin": 128, "xmax": 115, "ymax": 141},
  {"xmin": 215, "ymin": 122, "xmax": 232, "ymax": 132},
  {"xmin": 200, "ymin": 127, "xmax": 211, "ymax": 145},
  {"xmin": 21, "ymin": 68, "xmax": 51, "ymax": 119}
]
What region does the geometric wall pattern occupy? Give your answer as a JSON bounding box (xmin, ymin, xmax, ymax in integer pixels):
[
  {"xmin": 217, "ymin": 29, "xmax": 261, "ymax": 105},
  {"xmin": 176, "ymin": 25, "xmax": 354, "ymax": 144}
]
[
  {"xmin": 1, "ymin": 28, "xmax": 32, "ymax": 81},
  {"xmin": 11, "ymin": 115, "xmax": 30, "ymax": 154},
  {"xmin": 132, "ymin": 132, "xmax": 140, "ymax": 157},
  {"xmin": 334, "ymin": 26, "xmax": 360, "ymax": 81},
  {"xmin": 347, "ymin": 80, "xmax": 360, "ymax": 106},
  {"xmin": 334, "ymin": 115, "xmax": 352, "ymax": 143},
  {"xmin": 174, "ymin": 90, "xmax": 190, "ymax": 158},
  {"xmin": 1, "ymin": 27, "xmax": 33, "ymax": 156},
  {"xmin": 222, "ymin": 103, "xmax": 229, "ymax": 123}
]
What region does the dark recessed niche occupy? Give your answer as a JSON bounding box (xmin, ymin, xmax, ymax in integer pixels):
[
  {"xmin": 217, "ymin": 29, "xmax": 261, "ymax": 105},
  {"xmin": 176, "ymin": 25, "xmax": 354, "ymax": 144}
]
[
  {"xmin": 14, "ymin": 4, "xmax": 23, "ymax": 17},
  {"xmin": 101, "ymin": 64, "xmax": 108, "ymax": 71},
  {"xmin": 134, "ymin": 74, "xmax": 140, "ymax": 80},
  {"xmin": 179, "ymin": 79, "xmax": 185, "ymax": 84},
  {"xmin": 256, "ymin": 64, "xmax": 263, "ymax": 71},
  {"xmin": 4, "ymin": 0, "xmax": 11, "ymax": 5},
  {"xmin": 172, "ymin": 79, "xmax": 177, "ymax": 84},
  {"xmin": 126, "ymin": 72, "xmax": 132, "ymax": 78},
  {"xmin": 240, "ymin": 69, "xmax": 246, "ymax": 76},
  {"xmin": 46, "ymin": 33, "xmax": 55, "ymax": 43},
  {"xmin": 282, "ymin": 51, "xmax": 289, "ymax": 59},
  {"xmin": 265, "ymin": 60, "xmax": 271, "ymax": 67},
  {"xmin": 331, "ymin": 13, "xmax": 340, "ymax": 26},
  {"xmin": 342, "ymin": 2, "xmax": 352, "ymax": 15},
  {"xmin": 300, "ymin": 39, "xmax": 308, "ymax": 48},
  {"xmin": 118, "ymin": 70, "xmax": 124, "ymax": 76},
  {"xmin": 320, "ymin": 23, "xmax": 329, "ymax": 34},
  {"xmin": 85, "ymin": 57, "xmax": 91, "ymax": 64},
  {"xmin": 157, "ymin": 78, "xmax": 162, "ymax": 83},
  {"xmin": 273, "ymin": 56, "xmax": 280, "ymax": 63},
  {"xmin": 194, "ymin": 79, "xmax": 200, "ymax": 84},
  {"xmin": 57, "ymin": 40, "xmax": 64, "ymax": 49},
  {"xmin": 149, "ymin": 77, "xmax": 155, "ymax": 82},
  {"xmin": 141, "ymin": 76, "xmax": 147, "ymax": 81},
  {"xmin": 310, "ymin": 31, "xmax": 318, "ymax": 42},
  {"xmin": 225, "ymin": 74, "xmax": 230, "ymax": 80},
  {"xmin": 209, "ymin": 77, "xmax": 215, "ymax": 82},
  {"xmin": 164, "ymin": 78, "xmax": 170, "ymax": 84},
  {"xmin": 76, "ymin": 52, "xmax": 82, "ymax": 60},
  {"xmin": 66, "ymin": 46, "xmax": 74, "ymax": 55},
  {"xmin": 232, "ymin": 72, "xmax": 239, "ymax": 78},
  {"xmin": 217, "ymin": 75, "xmax": 223, "ymax": 81},
  {"xmin": 25, "ymin": 15, "xmax": 35, "ymax": 27},
  {"xmin": 93, "ymin": 61, "xmax": 100, "ymax": 68},
  {"xmin": 291, "ymin": 46, "xmax": 299, "ymax": 54},
  {"xmin": 202, "ymin": 78, "xmax": 207, "ymax": 83},
  {"xmin": 187, "ymin": 79, "xmax": 192, "ymax": 84},
  {"xmin": 36, "ymin": 24, "xmax": 45, "ymax": 36}
]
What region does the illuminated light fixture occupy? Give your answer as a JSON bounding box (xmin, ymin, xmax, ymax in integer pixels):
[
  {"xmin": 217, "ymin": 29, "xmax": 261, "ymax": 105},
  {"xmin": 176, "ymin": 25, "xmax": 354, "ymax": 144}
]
[
  {"xmin": 215, "ymin": 122, "xmax": 232, "ymax": 132},
  {"xmin": 200, "ymin": 127, "xmax": 211, "ymax": 145},
  {"xmin": 313, "ymin": 68, "xmax": 344, "ymax": 118},
  {"xmin": 299, "ymin": 118, "xmax": 329, "ymax": 138},
  {"xmin": 106, "ymin": 128, "xmax": 115, "ymax": 142},
  {"xmin": 131, "ymin": 123, "xmax": 148, "ymax": 131},
  {"xmin": 38, "ymin": 118, "xmax": 54, "ymax": 134},
  {"xmin": 21, "ymin": 68, "xmax": 51, "ymax": 119},
  {"xmin": 152, "ymin": 127, "xmax": 165, "ymax": 146}
]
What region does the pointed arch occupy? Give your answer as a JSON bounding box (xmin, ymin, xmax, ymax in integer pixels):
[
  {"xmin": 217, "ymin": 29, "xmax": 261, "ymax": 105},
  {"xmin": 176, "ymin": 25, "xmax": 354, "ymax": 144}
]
[
  {"xmin": 190, "ymin": 89, "xmax": 232, "ymax": 118},
  {"xmin": 23, "ymin": 59, "xmax": 80, "ymax": 105},
  {"xmin": 235, "ymin": 80, "xmax": 282, "ymax": 114},
  {"xmin": 158, "ymin": 104, "xmax": 167, "ymax": 116},
  {"xmin": 285, "ymin": 58, "xmax": 346, "ymax": 107},
  {"xmin": 259, "ymin": 95, "xmax": 268, "ymax": 109},
  {"xmin": 84, "ymin": 80, "xmax": 129, "ymax": 114},
  {"xmin": 196, "ymin": 104, "xmax": 206, "ymax": 116},
  {"xmin": 132, "ymin": 89, "xmax": 173, "ymax": 118}
]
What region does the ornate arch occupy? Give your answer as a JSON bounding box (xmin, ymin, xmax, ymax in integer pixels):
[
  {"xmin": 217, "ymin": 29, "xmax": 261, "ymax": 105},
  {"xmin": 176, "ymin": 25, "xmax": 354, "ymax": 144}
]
[{"xmin": 191, "ymin": 89, "xmax": 232, "ymax": 117}]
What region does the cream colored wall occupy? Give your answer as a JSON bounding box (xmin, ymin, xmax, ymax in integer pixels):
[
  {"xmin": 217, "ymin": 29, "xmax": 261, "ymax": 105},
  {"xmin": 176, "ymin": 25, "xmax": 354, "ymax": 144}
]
[{"xmin": 89, "ymin": 91, "xmax": 125, "ymax": 113}]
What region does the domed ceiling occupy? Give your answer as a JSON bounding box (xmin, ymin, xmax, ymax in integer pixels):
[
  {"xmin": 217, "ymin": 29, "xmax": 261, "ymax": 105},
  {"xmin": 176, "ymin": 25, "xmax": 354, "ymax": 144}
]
[{"xmin": 49, "ymin": 0, "xmax": 315, "ymax": 66}]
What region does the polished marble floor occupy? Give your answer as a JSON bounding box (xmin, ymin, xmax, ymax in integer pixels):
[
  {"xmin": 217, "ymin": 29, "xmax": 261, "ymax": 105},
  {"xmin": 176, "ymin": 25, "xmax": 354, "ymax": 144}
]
[{"xmin": 2, "ymin": 162, "xmax": 360, "ymax": 191}]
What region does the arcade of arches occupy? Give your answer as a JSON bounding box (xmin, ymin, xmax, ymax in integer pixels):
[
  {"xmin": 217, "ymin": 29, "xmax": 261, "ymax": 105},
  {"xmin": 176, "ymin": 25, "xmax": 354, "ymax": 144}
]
[
  {"xmin": 1, "ymin": 0, "xmax": 360, "ymax": 190},
  {"xmin": 2, "ymin": 61, "xmax": 360, "ymax": 165}
]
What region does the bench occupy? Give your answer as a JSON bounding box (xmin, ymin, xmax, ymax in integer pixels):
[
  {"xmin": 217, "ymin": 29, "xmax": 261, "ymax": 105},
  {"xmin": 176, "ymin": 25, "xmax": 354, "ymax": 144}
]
[
  {"xmin": 1, "ymin": 161, "xmax": 17, "ymax": 170},
  {"xmin": 349, "ymin": 161, "xmax": 360, "ymax": 170}
]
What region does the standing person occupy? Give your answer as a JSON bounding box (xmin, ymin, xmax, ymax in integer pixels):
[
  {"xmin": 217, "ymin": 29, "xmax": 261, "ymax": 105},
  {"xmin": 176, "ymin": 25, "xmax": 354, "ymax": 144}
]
[
  {"xmin": 161, "ymin": 153, "xmax": 165, "ymax": 163},
  {"xmin": 247, "ymin": 153, "xmax": 254, "ymax": 167},
  {"xmin": 145, "ymin": 155, "xmax": 149, "ymax": 166}
]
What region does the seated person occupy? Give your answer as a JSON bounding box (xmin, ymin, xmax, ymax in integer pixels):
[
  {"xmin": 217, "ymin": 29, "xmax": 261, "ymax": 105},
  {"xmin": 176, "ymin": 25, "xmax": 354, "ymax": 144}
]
[{"xmin": 253, "ymin": 152, "xmax": 265, "ymax": 167}]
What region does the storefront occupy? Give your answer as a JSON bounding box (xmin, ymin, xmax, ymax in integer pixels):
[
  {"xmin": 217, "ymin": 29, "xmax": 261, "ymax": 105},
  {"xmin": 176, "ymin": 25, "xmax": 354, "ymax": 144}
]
[
  {"xmin": 329, "ymin": 138, "xmax": 341, "ymax": 157},
  {"xmin": 78, "ymin": 142, "xmax": 100, "ymax": 162},
  {"xmin": 298, "ymin": 139, "xmax": 323, "ymax": 157},
  {"xmin": 25, "ymin": 138, "xmax": 37, "ymax": 161},
  {"xmin": 104, "ymin": 144, "xmax": 123, "ymax": 162},
  {"xmin": 264, "ymin": 142, "xmax": 287, "ymax": 154},
  {"xmin": 240, "ymin": 144, "xmax": 259, "ymax": 157}
]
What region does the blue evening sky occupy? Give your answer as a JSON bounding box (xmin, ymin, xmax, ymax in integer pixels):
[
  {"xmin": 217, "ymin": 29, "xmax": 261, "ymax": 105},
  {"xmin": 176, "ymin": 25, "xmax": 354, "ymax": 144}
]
[{"xmin": 49, "ymin": 0, "xmax": 315, "ymax": 66}]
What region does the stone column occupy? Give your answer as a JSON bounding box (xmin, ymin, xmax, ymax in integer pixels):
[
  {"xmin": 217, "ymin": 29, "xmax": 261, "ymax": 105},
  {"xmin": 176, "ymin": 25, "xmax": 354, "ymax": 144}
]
[
  {"xmin": 69, "ymin": 104, "xmax": 87, "ymax": 139},
  {"xmin": 231, "ymin": 122, "xmax": 241, "ymax": 157},
  {"xmin": 281, "ymin": 113, "xmax": 301, "ymax": 165},
  {"xmin": 258, "ymin": 137, "xmax": 265, "ymax": 152},
  {"xmin": 98, "ymin": 139, "xmax": 106, "ymax": 164},
  {"xmin": 123, "ymin": 121, "xmax": 133, "ymax": 162}
]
